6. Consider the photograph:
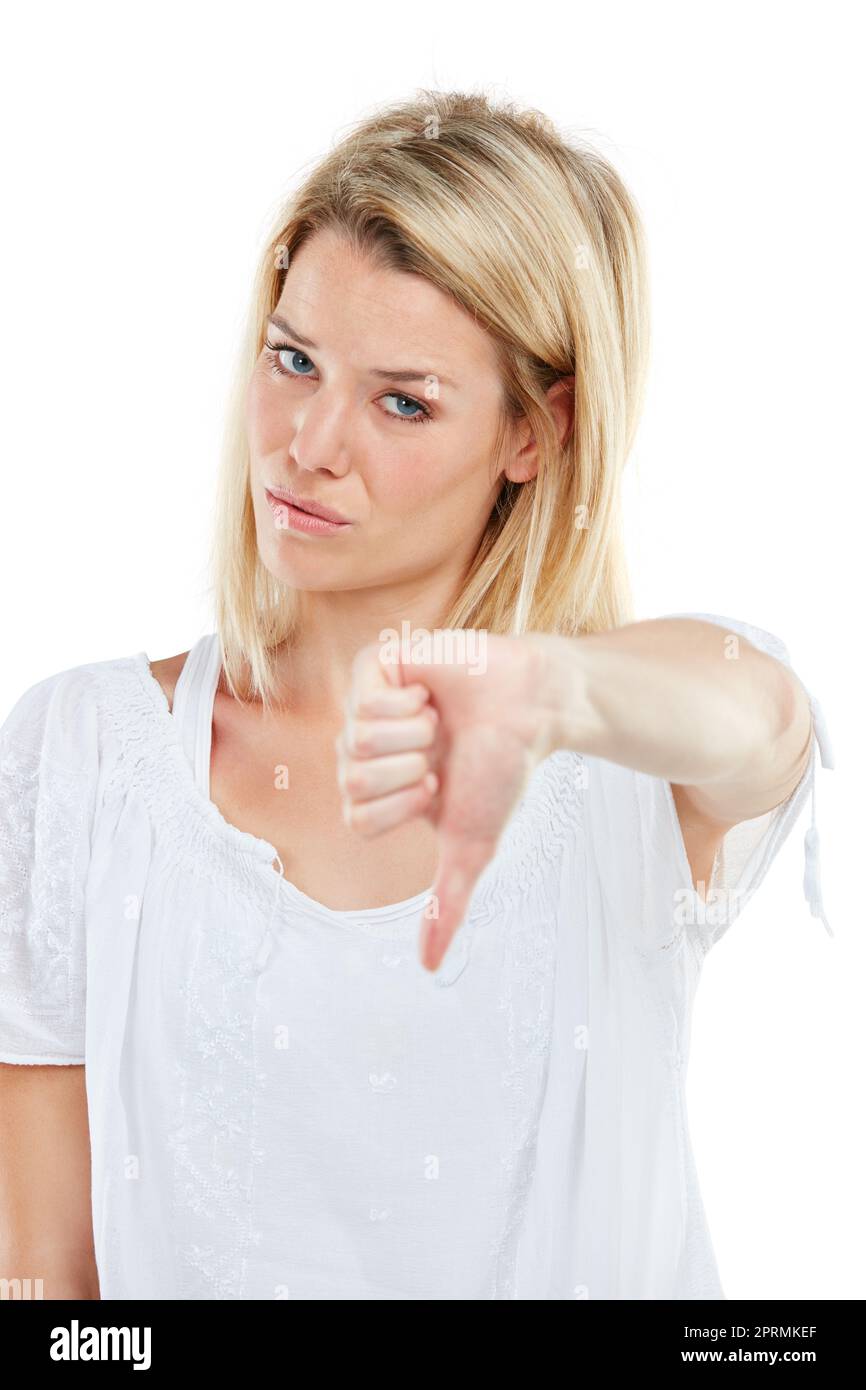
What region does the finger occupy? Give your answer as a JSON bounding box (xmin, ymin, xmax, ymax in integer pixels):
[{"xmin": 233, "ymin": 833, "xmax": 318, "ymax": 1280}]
[
  {"xmin": 341, "ymin": 750, "xmax": 433, "ymax": 802},
  {"xmin": 355, "ymin": 684, "xmax": 431, "ymax": 719},
  {"xmin": 343, "ymin": 711, "xmax": 438, "ymax": 758},
  {"xmin": 420, "ymin": 835, "xmax": 497, "ymax": 973},
  {"xmin": 343, "ymin": 773, "xmax": 439, "ymax": 836}
]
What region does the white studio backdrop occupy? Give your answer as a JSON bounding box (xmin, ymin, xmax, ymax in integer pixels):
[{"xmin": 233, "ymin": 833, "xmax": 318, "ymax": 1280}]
[{"xmin": 1, "ymin": 0, "xmax": 861, "ymax": 1300}]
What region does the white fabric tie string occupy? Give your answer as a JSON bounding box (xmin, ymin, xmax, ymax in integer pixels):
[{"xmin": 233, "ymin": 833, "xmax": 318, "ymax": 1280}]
[
  {"xmin": 253, "ymin": 851, "xmax": 285, "ymax": 972},
  {"xmin": 803, "ymin": 695, "xmax": 834, "ymax": 937}
]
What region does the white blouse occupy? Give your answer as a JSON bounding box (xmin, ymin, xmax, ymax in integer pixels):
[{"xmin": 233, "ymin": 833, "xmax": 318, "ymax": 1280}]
[{"xmin": 0, "ymin": 613, "xmax": 833, "ymax": 1300}]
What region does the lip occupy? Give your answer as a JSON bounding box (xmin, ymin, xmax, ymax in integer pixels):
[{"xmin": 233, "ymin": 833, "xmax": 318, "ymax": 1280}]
[{"xmin": 265, "ymin": 487, "xmax": 352, "ymax": 535}]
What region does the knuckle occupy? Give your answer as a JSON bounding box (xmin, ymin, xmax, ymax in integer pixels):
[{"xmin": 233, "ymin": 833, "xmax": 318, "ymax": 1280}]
[
  {"xmin": 417, "ymin": 719, "xmax": 436, "ymax": 747},
  {"xmin": 408, "ymin": 751, "xmax": 430, "ymax": 780},
  {"xmin": 349, "ymin": 800, "xmax": 376, "ymax": 833},
  {"xmin": 348, "ymin": 719, "xmax": 376, "ymax": 756},
  {"xmin": 344, "ymin": 765, "xmax": 368, "ymax": 797}
]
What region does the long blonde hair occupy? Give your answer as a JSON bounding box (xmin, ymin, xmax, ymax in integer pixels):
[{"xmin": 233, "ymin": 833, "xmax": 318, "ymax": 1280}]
[{"xmin": 209, "ymin": 88, "xmax": 650, "ymax": 706}]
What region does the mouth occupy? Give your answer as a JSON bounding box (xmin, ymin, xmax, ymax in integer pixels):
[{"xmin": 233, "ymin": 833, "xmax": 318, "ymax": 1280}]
[{"xmin": 265, "ymin": 487, "xmax": 352, "ymax": 535}]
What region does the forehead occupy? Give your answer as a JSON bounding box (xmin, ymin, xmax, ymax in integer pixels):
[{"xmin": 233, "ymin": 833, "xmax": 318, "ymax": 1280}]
[{"xmin": 275, "ymin": 226, "xmax": 500, "ymax": 372}]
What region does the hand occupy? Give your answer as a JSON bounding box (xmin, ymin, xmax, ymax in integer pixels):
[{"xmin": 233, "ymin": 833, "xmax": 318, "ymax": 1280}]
[{"xmin": 335, "ymin": 630, "xmax": 557, "ymax": 972}]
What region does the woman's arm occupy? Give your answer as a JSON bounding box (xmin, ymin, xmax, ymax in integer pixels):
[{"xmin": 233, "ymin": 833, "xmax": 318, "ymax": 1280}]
[
  {"xmin": 535, "ymin": 617, "xmax": 813, "ymax": 822},
  {"xmin": 533, "ymin": 617, "xmax": 814, "ymax": 902},
  {"xmin": 0, "ymin": 1063, "xmax": 100, "ymax": 1299},
  {"xmin": 338, "ymin": 619, "xmax": 815, "ymax": 970}
]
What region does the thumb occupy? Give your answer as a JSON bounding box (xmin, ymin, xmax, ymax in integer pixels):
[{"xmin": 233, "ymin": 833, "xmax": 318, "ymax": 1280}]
[
  {"xmin": 420, "ymin": 833, "xmax": 496, "ymax": 973},
  {"xmin": 377, "ymin": 637, "xmax": 405, "ymax": 690},
  {"xmin": 350, "ymin": 640, "xmax": 402, "ymax": 705},
  {"xmin": 376, "ymin": 626, "xmax": 424, "ymax": 690}
]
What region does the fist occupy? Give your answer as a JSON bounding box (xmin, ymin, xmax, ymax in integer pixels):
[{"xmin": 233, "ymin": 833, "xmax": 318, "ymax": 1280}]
[{"xmin": 335, "ymin": 630, "xmax": 555, "ymax": 971}]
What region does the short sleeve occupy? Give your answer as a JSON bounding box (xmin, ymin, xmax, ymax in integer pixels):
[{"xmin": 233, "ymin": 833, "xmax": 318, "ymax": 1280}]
[
  {"xmin": 0, "ymin": 666, "xmax": 99, "ymax": 1064},
  {"xmin": 658, "ymin": 611, "xmax": 833, "ymax": 955}
]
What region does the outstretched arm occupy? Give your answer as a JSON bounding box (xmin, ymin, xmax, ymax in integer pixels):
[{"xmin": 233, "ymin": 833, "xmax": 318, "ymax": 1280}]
[
  {"xmin": 336, "ymin": 620, "xmax": 813, "ymax": 972},
  {"xmin": 538, "ymin": 618, "xmax": 812, "ymax": 820}
]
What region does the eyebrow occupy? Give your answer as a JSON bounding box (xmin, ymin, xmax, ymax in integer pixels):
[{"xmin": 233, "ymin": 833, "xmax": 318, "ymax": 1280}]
[{"xmin": 266, "ymin": 314, "xmax": 458, "ymax": 389}]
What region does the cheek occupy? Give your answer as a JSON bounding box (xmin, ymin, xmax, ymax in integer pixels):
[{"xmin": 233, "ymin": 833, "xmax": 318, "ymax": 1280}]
[
  {"xmin": 246, "ymin": 370, "xmax": 283, "ymax": 450},
  {"xmin": 371, "ymin": 430, "xmax": 496, "ymax": 518}
]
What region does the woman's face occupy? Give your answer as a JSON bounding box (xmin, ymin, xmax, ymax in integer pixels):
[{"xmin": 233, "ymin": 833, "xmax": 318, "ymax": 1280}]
[{"xmin": 246, "ymin": 226, "xmax": 534, "ymax": 600}]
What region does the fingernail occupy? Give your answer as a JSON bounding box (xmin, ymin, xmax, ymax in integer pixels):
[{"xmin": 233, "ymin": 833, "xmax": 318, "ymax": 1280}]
[{"xmin": 420, "ymin": 922, "xmax": 440, "ymax": 971}]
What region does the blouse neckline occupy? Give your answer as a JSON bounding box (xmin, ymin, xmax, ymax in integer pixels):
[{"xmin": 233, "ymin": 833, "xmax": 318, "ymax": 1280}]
[{"xmin": 129, "ymin": 640, "xmax": 436, "ymax": 926}]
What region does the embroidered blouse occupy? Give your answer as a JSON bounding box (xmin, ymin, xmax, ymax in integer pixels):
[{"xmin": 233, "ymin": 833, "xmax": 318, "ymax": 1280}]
[{"xmin": 0, "ymin": 613, "xmax": 833, "ymax": 1299}]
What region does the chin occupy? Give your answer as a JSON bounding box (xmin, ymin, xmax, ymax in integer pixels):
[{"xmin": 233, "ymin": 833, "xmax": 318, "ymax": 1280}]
[{"xmin": 256, "ymin": 547, "xmax": 360, "ymax": 593}]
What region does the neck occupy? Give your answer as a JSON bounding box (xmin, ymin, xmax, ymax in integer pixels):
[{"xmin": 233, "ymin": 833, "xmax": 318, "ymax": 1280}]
[{"xmin": 269, "ymin": 570, "xmax": 468, "ymax": 717}]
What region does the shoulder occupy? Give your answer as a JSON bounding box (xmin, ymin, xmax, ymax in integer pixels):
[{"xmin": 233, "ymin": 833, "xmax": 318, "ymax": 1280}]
[
  {"xmin": 0, "ymin": 648, "xmax": 152, "ymax": 770},
  {"xmin": 1, "ymin": 661, "xmax": 95, "ymax": 760}
]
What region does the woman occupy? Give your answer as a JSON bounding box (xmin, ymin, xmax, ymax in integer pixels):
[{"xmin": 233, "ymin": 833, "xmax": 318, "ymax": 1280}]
[{"xmin": 0, "ymin": 89, "xmax": 833, "ymax": 1300}]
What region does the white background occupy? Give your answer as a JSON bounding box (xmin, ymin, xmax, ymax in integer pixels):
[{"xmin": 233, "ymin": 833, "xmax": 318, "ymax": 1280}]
[{"xmin": 1, "ymin": 0, "xmax": 861, "ymax": 1299}]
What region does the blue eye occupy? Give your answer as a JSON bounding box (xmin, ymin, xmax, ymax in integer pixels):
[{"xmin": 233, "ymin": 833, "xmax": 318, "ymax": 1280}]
[
  {"xmin": 263, "ymin": 339, "xmax": 433, "ymax": 425},
  {"xmin": 381, "ymin": 393, "xmax": 428, "ymax": 421},
  {"xmin": 269, "ymin": 345, "xmax": 314, "ymax": 376}
]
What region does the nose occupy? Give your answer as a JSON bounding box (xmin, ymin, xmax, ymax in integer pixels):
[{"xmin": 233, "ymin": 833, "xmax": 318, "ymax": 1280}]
[{"xmin": 286, "ymin": 388, "xmax": 353, "ymax": 478}]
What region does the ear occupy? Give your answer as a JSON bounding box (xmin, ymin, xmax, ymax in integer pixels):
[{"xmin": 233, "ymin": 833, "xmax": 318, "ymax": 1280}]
[{"xmin": 501, "ymin": 376, "xmax": 575, "ymax": 485}]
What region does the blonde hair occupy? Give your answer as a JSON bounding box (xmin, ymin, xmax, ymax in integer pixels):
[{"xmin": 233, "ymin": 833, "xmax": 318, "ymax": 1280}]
[{"xmin": 209, "ymin": 88, "xmax": 650, "ymax": 706}]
